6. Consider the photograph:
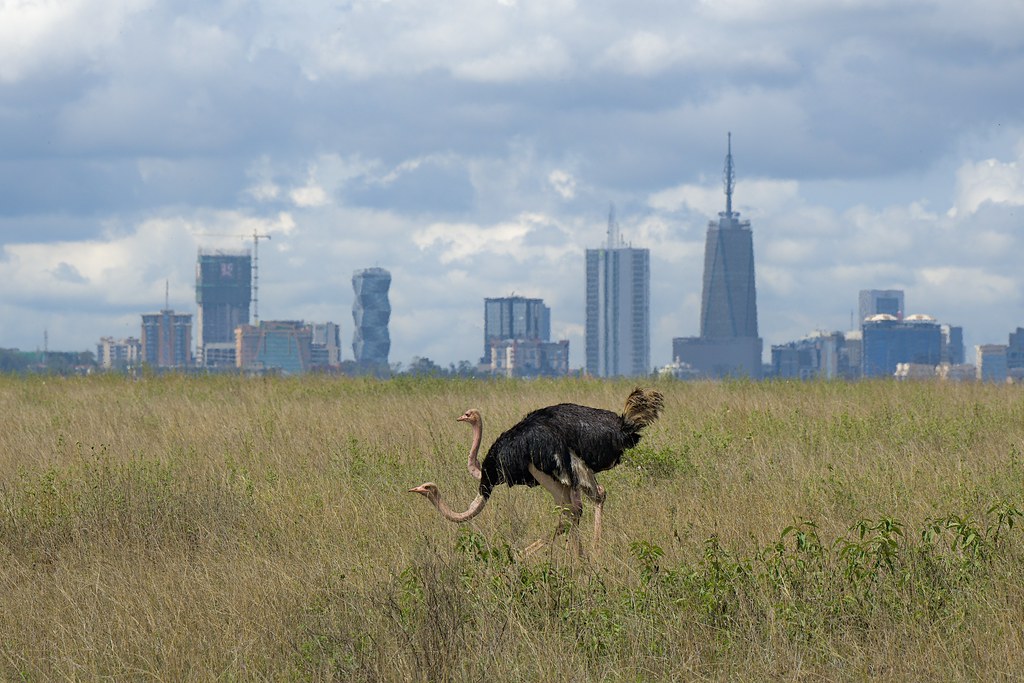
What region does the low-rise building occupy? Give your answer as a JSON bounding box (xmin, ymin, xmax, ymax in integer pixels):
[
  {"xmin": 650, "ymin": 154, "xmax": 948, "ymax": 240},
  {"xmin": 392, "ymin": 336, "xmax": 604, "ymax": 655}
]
[
  {"xmin": 236, "ymin": 321, "xmax": 313, "ymax": 375},
  {"xmin": 97, "ymin": 337, "xmax": 141, "ymax": 370},
  {"xmin": 489, "ymin": 338, "xmax": 569, "ymax": 378}
]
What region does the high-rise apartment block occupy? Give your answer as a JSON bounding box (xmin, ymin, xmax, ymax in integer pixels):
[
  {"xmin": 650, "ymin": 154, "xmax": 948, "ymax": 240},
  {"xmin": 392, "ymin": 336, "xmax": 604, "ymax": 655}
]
[
  {"xmin": 196, "ymin": 250, "xmax": 251, "ymax": 368},
  {"xmin": 141, "ymin": 309, "xmax": 193, "ymax": 368},
  {"xmin": 585, "ymin": 209, "xmax": 650, "ymax": 377},
  {"xmin": 352, "ymin": 267, "xmax": 391, "ymax": 370},
  {"xmin": 673, "ymin": 134, "xmax": 762, "ymax": 378},
  {"xmin": 483, "ymin": 296, "xmax": 550, "ymax": 362}
]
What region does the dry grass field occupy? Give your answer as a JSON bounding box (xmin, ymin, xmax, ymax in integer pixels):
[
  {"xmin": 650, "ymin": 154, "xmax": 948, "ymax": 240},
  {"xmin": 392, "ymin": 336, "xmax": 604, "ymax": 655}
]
[{"xmin": 1, "ymin": 374, "xmax": 1023, "ymax": 681}]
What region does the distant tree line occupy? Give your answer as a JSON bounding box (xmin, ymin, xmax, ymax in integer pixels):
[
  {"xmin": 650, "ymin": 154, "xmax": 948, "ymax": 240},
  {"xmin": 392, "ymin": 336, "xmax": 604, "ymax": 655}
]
[
  {"xmin": 400, "ymin": 357, "xmax": 484, "ymax": 378},
  {"xmin": 0, "ymin": 348, "xmax": 96, "ymax": 375}
]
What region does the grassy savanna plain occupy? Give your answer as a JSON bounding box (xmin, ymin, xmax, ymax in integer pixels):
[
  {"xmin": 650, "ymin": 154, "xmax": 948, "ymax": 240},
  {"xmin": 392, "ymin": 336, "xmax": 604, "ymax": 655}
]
[{"xmin": 1, "ymin": 375, "xmax": 1023, "ymax": 681}]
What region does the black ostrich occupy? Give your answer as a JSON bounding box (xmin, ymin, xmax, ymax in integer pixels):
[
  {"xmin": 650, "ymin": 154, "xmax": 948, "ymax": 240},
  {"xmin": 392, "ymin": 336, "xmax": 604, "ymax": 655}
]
[{"xmin": 409, "ymin": 388, "xmax": 664, "ymax": 553}]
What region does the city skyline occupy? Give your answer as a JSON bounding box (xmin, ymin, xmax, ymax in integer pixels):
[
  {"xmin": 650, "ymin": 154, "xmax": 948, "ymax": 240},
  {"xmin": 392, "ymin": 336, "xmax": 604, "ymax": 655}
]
[
  {"xmin": 1, "ymin": 1, "xmax": 1022, "ymax": 366},
  {"xmin": 5, "ymin": 184, "xmax": 1024, "ymax": 372}
]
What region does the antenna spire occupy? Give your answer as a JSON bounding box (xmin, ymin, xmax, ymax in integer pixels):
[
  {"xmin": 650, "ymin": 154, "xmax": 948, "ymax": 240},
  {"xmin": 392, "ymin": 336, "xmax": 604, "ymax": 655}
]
[
  {"xmin": 607, "ymin": 202, "xmax": 619, "ymax": 248},
  {"xmin": 723, "ymin": 131, "xmax": 735, "ymax": 218}
]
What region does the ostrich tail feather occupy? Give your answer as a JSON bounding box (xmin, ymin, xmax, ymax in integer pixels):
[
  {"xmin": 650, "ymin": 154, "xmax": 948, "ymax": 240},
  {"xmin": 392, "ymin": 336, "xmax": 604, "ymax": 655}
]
[{"xmin": 622, "ymin": 387, "xmax": 664, "ymax": 428}]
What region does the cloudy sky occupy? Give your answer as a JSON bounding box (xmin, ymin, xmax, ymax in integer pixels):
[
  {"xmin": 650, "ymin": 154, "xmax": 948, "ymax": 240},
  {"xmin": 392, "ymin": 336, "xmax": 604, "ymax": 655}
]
[{"xmin": 2, "ymin": 0, "xmax": 1023, "ymax": 369}]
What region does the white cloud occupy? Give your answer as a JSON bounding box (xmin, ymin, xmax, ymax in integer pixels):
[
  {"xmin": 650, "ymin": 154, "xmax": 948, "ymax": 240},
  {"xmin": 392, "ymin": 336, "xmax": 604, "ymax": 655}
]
[
  {"xmin": 453, "ymin": 35, "xmax": 572, "ymax": 82},
  {"xmin": 949, "ymin": 154, "xmax": 1024, "ymax": 217},
  {"xmin": 602, "ymin": 31, "xmax": 678, "ymax": 76},
  {"xmin": 764, "ymin": 238, "xmax": 817, "ymax": 265},
  {"xmin": 247, "ymin": 181, "xmax": 281, "ymax": 202},
  {"xmin": 648, "ymin": 183, "xmax": 721, "ymax": 215},
  {"xmin": 0, "ymin": 0, "xmax": 149, "ymax": 83},
  {"xmin": 413, "ymin": 215, "xmax": 541, "ymax": 264},
  {"xmin": 290, "ymin": 184, "xmax": 329, "ymax": 208},
  {"xmin": 915, "ymin": 267, "xmax": 1017, "ymax": 305},
  {"xmin": 548, "ymin": 169, "xmax": 577, "ymax": 199},
  {"xmin": 648, "ymin": 178, "xmax": 800, "ymax": 216},
  {"xmin": 0, "ymin": 211, "xmax": 299, "ymax": 317}
]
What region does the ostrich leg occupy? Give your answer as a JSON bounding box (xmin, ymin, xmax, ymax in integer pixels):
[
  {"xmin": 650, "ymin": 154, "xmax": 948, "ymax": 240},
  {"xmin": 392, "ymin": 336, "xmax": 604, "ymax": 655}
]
[
  {"xmin": 527, "ymin": 464, "xmax": 582, "ymax": 556},
  {"xmin": 570, "ymin": 453, "xmax": 607, "ymax": 547}
]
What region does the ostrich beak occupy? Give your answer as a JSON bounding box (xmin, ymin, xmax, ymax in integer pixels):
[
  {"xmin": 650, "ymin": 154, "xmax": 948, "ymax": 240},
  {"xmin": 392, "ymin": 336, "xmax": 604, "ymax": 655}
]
[
  {"xmin": 456, "ymin": 415, "xmax": 468, "ymax": 422},
  {"xmin": 409, "ymin": 485, "xmax": 427, "ymax": 494}
]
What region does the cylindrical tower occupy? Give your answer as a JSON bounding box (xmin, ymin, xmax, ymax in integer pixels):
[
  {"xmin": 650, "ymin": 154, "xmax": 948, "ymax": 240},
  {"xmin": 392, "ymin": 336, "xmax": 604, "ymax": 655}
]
[{"xmin": 352, "ymin": 267, "xmax": 391, "ymax": 369}]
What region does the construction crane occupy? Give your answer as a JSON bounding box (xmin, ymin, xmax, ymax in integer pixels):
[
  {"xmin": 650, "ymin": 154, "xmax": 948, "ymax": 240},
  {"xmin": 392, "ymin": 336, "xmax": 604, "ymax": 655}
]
[{"xmin": 196, "ymin": 229, "xmax": 272, "ymax": 323}]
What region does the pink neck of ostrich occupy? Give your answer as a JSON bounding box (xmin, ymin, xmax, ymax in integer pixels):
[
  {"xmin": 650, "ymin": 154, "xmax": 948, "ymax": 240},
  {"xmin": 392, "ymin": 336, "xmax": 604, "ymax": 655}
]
[
  {"xmin": 432, "ymin": 490, "xmax": 488, "ymax": 523},
  {"xmin": 467, "ymin": 416, "xmax": 483, "ymax": 480}
]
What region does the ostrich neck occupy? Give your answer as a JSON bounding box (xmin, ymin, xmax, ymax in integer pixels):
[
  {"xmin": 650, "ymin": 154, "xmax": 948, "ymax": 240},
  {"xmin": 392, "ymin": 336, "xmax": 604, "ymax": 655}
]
[
  {"xmin": 434, "ymin": 492, "xmax": 487, "ymax": 523},
  {"xmin": 467, "ymin": 418, "xmax": 483, "ymax": 480}
]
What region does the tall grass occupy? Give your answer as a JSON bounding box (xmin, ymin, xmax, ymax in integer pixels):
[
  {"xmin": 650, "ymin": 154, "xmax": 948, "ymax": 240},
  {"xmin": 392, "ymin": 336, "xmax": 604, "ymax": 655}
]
[{"xmin": 1, "ymin": 375, "xmax": 1023, "ymax": 680}]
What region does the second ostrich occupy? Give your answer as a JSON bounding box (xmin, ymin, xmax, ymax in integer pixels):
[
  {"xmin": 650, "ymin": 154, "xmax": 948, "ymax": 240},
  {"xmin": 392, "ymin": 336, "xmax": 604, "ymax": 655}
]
[{"xmin": 409, "ymin": 388, "xmax": 664, "ymax": 552}]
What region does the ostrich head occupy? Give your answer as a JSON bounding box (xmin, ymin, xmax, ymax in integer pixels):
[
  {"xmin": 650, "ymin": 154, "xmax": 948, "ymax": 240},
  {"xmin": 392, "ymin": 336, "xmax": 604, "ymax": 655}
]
[
  {"xmin": 457, "ymin": 408, "xmax": 484, "ymax": 480},
  {"xmin": 408, "ymin": 481, "xmax": 488, "ymax": 523},
  {"xmin": 408, "ymin": 482, "xmax": 440, "ymax": 501}
]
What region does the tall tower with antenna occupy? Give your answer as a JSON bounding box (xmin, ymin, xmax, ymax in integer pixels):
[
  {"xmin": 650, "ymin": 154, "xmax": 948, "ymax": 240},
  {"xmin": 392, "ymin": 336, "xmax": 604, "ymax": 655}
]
[
  {"xmin": 700, "ymin": 131, "xmax": 758, "ymax": 340},
  {"xmin": 673, "ymin": 132, "xmax": 762, "ymax": 378},
  {"xmin": 585, "ymin": 202, "xmax": 650, "ymax": 377}
]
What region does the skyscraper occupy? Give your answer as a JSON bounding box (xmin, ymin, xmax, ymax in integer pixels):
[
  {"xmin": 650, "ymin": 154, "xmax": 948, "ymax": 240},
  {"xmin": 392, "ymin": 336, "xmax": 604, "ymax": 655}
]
[
  {"xmin": 352, "ymin": 267, "xmax": 391, "ymax": 370},
  {"xmin": 861, "ymin": 314, "xmax": 942, "ymax": 378},
  {"xmin": 483, "ymin": 296, "xmax": 550, "ymax": 362},
  {"xmin": 585, "ymin": 207, "xmax": 650, "ymax": 377},
  {"xmin": 859, "ymin": 289, "xmax": 904, "ymax": 325},
  {"xmin": 700, "ymin": 138, "xmax": 758, "ymax": 340},
  {"xmin": 941, "ymin": 324, "xmax": 965, "ymax": 365},
  {"xmin": 673, "ymin": 133, "xmax": 763, "ymax": 378},
  {"xmin": 196, "ymin": 250, "xmax": 251, "ymax": 367}
]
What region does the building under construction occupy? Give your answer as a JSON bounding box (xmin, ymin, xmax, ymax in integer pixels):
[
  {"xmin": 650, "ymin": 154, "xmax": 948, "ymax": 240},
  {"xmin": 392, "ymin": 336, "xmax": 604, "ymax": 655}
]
[{"xmin": 196, "ymin": 250, "xmax": 251, "ymax": 368}]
